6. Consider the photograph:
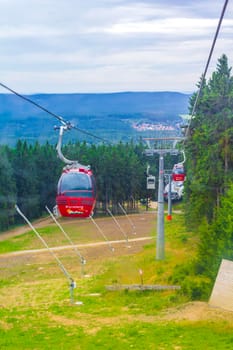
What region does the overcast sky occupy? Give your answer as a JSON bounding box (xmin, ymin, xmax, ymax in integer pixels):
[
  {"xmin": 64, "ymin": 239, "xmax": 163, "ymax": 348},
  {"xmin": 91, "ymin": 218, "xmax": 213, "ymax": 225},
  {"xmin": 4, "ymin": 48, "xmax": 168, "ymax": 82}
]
[{"xmin": 0, "ymin": 0, "xmax": 233, "ymax": 94}]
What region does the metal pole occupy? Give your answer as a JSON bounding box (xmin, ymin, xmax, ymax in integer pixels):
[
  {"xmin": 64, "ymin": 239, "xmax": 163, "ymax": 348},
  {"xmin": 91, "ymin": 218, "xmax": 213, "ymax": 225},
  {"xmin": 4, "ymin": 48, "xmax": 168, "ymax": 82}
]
[
  {"xmin": 90, "ymin": 216, "xmax": 115, "ymax": 252},
  {"xmin": 107, "ymin": 208, "xmax": 130, "ymax": 247},
  {"xmin": 118, "ymin": 202, "xmax": 136, "ymax": 235},
  {"xmin": 45, "ymin": 206, "xmax": 86, "ymax": 276},
  {"xmin": 15, "ymin": 205, "xmax": 81, "ymax": 304},
  {"xmin": 156, "ymin": 153, "xmax": 165, "ymax": 260},
  {"xmin": 167, "ymin": 174, "xmax": 172, "ymax": 221}
]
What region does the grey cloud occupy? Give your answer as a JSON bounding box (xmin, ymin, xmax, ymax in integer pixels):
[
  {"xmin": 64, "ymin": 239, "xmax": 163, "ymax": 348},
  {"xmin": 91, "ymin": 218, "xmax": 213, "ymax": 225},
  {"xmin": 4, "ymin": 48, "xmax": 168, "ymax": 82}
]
[{"xmin": 0, "ymin": 0, "xmax": 233, "ymax": 93}]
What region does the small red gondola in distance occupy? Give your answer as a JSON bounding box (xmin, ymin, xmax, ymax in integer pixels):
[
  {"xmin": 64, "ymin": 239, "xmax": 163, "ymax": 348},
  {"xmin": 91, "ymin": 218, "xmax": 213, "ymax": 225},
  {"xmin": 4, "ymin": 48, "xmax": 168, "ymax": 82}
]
[
  {"xmin": 56, "ymin": 166, "xmax": 96, "ymax": 218},
  {"xmin": 172, "ymin": 163, "xmax": 186, "ymax": 182}
]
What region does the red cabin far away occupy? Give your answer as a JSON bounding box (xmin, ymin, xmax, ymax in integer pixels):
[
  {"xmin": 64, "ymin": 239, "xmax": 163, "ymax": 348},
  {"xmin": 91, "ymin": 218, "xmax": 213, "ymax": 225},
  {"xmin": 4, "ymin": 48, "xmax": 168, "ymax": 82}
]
[{"xmin": 172, "ymin": 163, "xmax": 186, "ymax": 182}]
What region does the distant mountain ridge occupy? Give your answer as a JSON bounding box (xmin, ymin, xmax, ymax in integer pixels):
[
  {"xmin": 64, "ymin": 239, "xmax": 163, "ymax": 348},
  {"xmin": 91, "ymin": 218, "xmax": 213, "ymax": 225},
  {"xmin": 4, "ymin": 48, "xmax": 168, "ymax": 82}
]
[{"xmin": 0, "ymin": 91, "xmax": 191, "ymax": 145}]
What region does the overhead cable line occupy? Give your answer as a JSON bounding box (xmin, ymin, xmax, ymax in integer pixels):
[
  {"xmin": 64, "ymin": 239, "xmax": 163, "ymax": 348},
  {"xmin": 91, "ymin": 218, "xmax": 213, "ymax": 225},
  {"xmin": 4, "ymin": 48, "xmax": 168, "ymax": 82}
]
[
  {"xmin": 0, "ymin": 81, "xmax": 111, "ymax": 144},
  {"xmin": 185, "ymin": 0, "xmax": 229, "ymax": 137}
]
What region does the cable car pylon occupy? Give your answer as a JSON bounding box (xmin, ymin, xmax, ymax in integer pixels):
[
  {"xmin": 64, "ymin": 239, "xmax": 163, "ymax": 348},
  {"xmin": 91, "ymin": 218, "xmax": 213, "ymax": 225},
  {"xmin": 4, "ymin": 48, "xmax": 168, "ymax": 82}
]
[
  {"xmin": 107, "ymin": 208, "xmax": 131, "ymax": 248},
  {"xmin": 15, "ymin": 205, "xmax": 82, "ymax": 305},
  {"xmin": 118, "ymin": 202, "xmax": 136, "ymax": 235},
  {"xmin": 89, "ymin": 216, "xmax": 115, "ymax": 252},
  {"xmin": 45, "ymin": 205, "xmax": 87, "ymax": 276}
]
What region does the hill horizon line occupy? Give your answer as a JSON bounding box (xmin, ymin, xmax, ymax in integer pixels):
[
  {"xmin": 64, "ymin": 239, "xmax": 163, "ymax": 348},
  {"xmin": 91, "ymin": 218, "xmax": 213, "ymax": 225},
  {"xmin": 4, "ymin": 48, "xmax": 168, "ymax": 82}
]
[{"xmin": 0, "ymin": 89, "xmax": 193, "ymax": 95}]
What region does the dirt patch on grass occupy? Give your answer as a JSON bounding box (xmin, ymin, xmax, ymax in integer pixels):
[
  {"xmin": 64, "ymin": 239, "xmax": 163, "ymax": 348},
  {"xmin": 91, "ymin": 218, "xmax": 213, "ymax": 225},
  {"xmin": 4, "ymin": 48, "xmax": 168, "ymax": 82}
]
[
  {"xmin": 49, "ymin": 313, "xmax": 128, "ymax": 335},
  {"xmin": 0, "ymin": 319, "xmax": 13, "ymax": 330},
  {"xmin": 160, "ymin": 301, "xmax": 233, "ymax": 323}
]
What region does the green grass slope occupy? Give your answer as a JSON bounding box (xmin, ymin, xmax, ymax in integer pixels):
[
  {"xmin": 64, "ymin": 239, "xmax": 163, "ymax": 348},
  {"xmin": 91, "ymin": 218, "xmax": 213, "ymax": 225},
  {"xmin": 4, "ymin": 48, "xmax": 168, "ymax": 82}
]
[{"xmin": 0, "ymin": 211, "xmax": 233, "ymax": 349}]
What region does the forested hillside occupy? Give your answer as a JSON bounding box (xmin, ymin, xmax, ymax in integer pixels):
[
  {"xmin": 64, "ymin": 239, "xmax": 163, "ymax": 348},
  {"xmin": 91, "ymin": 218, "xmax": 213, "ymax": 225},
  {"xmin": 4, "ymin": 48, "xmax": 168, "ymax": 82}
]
[{"xmin": 0, "ymin": 91, "xmax": 190, "ymax": 145}]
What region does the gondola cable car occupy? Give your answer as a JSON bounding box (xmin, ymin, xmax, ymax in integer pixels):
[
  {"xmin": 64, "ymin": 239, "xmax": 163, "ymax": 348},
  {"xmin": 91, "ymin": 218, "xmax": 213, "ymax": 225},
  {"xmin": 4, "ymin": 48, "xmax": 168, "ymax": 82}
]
[
  {"xmin": 146, "ymin": 164, "xmax": 156, "ymax": 190},
  {"xmin": 172, "ymin": 150, "xmax": 186, "ymax": 182},
  {"xmin": 54, "ymin": 124, "xmax": 96, "ymax": 218}
]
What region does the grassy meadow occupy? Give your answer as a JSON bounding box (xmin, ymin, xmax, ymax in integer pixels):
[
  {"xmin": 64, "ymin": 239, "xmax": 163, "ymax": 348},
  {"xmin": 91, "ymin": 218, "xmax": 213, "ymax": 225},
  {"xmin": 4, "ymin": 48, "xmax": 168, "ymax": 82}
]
[{"xmin": 0, "ymin": 209, "xmax": 233, "ymax": 349}]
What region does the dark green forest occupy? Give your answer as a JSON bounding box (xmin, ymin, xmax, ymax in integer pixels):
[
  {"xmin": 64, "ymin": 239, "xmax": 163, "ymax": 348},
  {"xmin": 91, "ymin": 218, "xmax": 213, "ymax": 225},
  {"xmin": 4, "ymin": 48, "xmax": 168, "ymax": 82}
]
[
  {"xmin": 0, "ymin": 139, "xmax": 179, "ymax": 231},
  {"xmin": 179, "ymin": 54, "xmax": 233, "ymax": 298}
]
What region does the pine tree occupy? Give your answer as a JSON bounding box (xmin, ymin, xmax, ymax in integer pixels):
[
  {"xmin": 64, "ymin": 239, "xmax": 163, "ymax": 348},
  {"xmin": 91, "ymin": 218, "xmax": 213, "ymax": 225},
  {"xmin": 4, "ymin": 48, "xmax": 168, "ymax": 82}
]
[
  {"xmin": 13, "ymin": 140, "xmax": 40, "ymax": 219},
  {"xmin": 197, "ymin": 184, "xmax": 233, "ymax": 280},
  {"xmin": 0, "ymin": 146, "xmax": 16, "ymax": 230}
]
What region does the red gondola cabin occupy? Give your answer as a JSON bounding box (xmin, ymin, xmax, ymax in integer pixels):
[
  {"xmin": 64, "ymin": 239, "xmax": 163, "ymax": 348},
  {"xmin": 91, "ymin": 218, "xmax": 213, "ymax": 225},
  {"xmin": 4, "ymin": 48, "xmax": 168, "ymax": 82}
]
[
  {"xmin": 172, "ymin": 163, "xmax": 186, "ymax": 182},
  {"xmin": 56, "ymin": 166, "xmax": 96, "ymax": 218}
]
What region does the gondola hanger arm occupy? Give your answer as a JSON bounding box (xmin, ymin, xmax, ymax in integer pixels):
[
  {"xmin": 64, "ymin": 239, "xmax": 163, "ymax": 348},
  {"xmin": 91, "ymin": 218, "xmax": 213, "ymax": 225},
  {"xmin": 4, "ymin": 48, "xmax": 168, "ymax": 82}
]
[{"xmin": 55, "ymin": 125, "xmax": 89, "ymax": 169}]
